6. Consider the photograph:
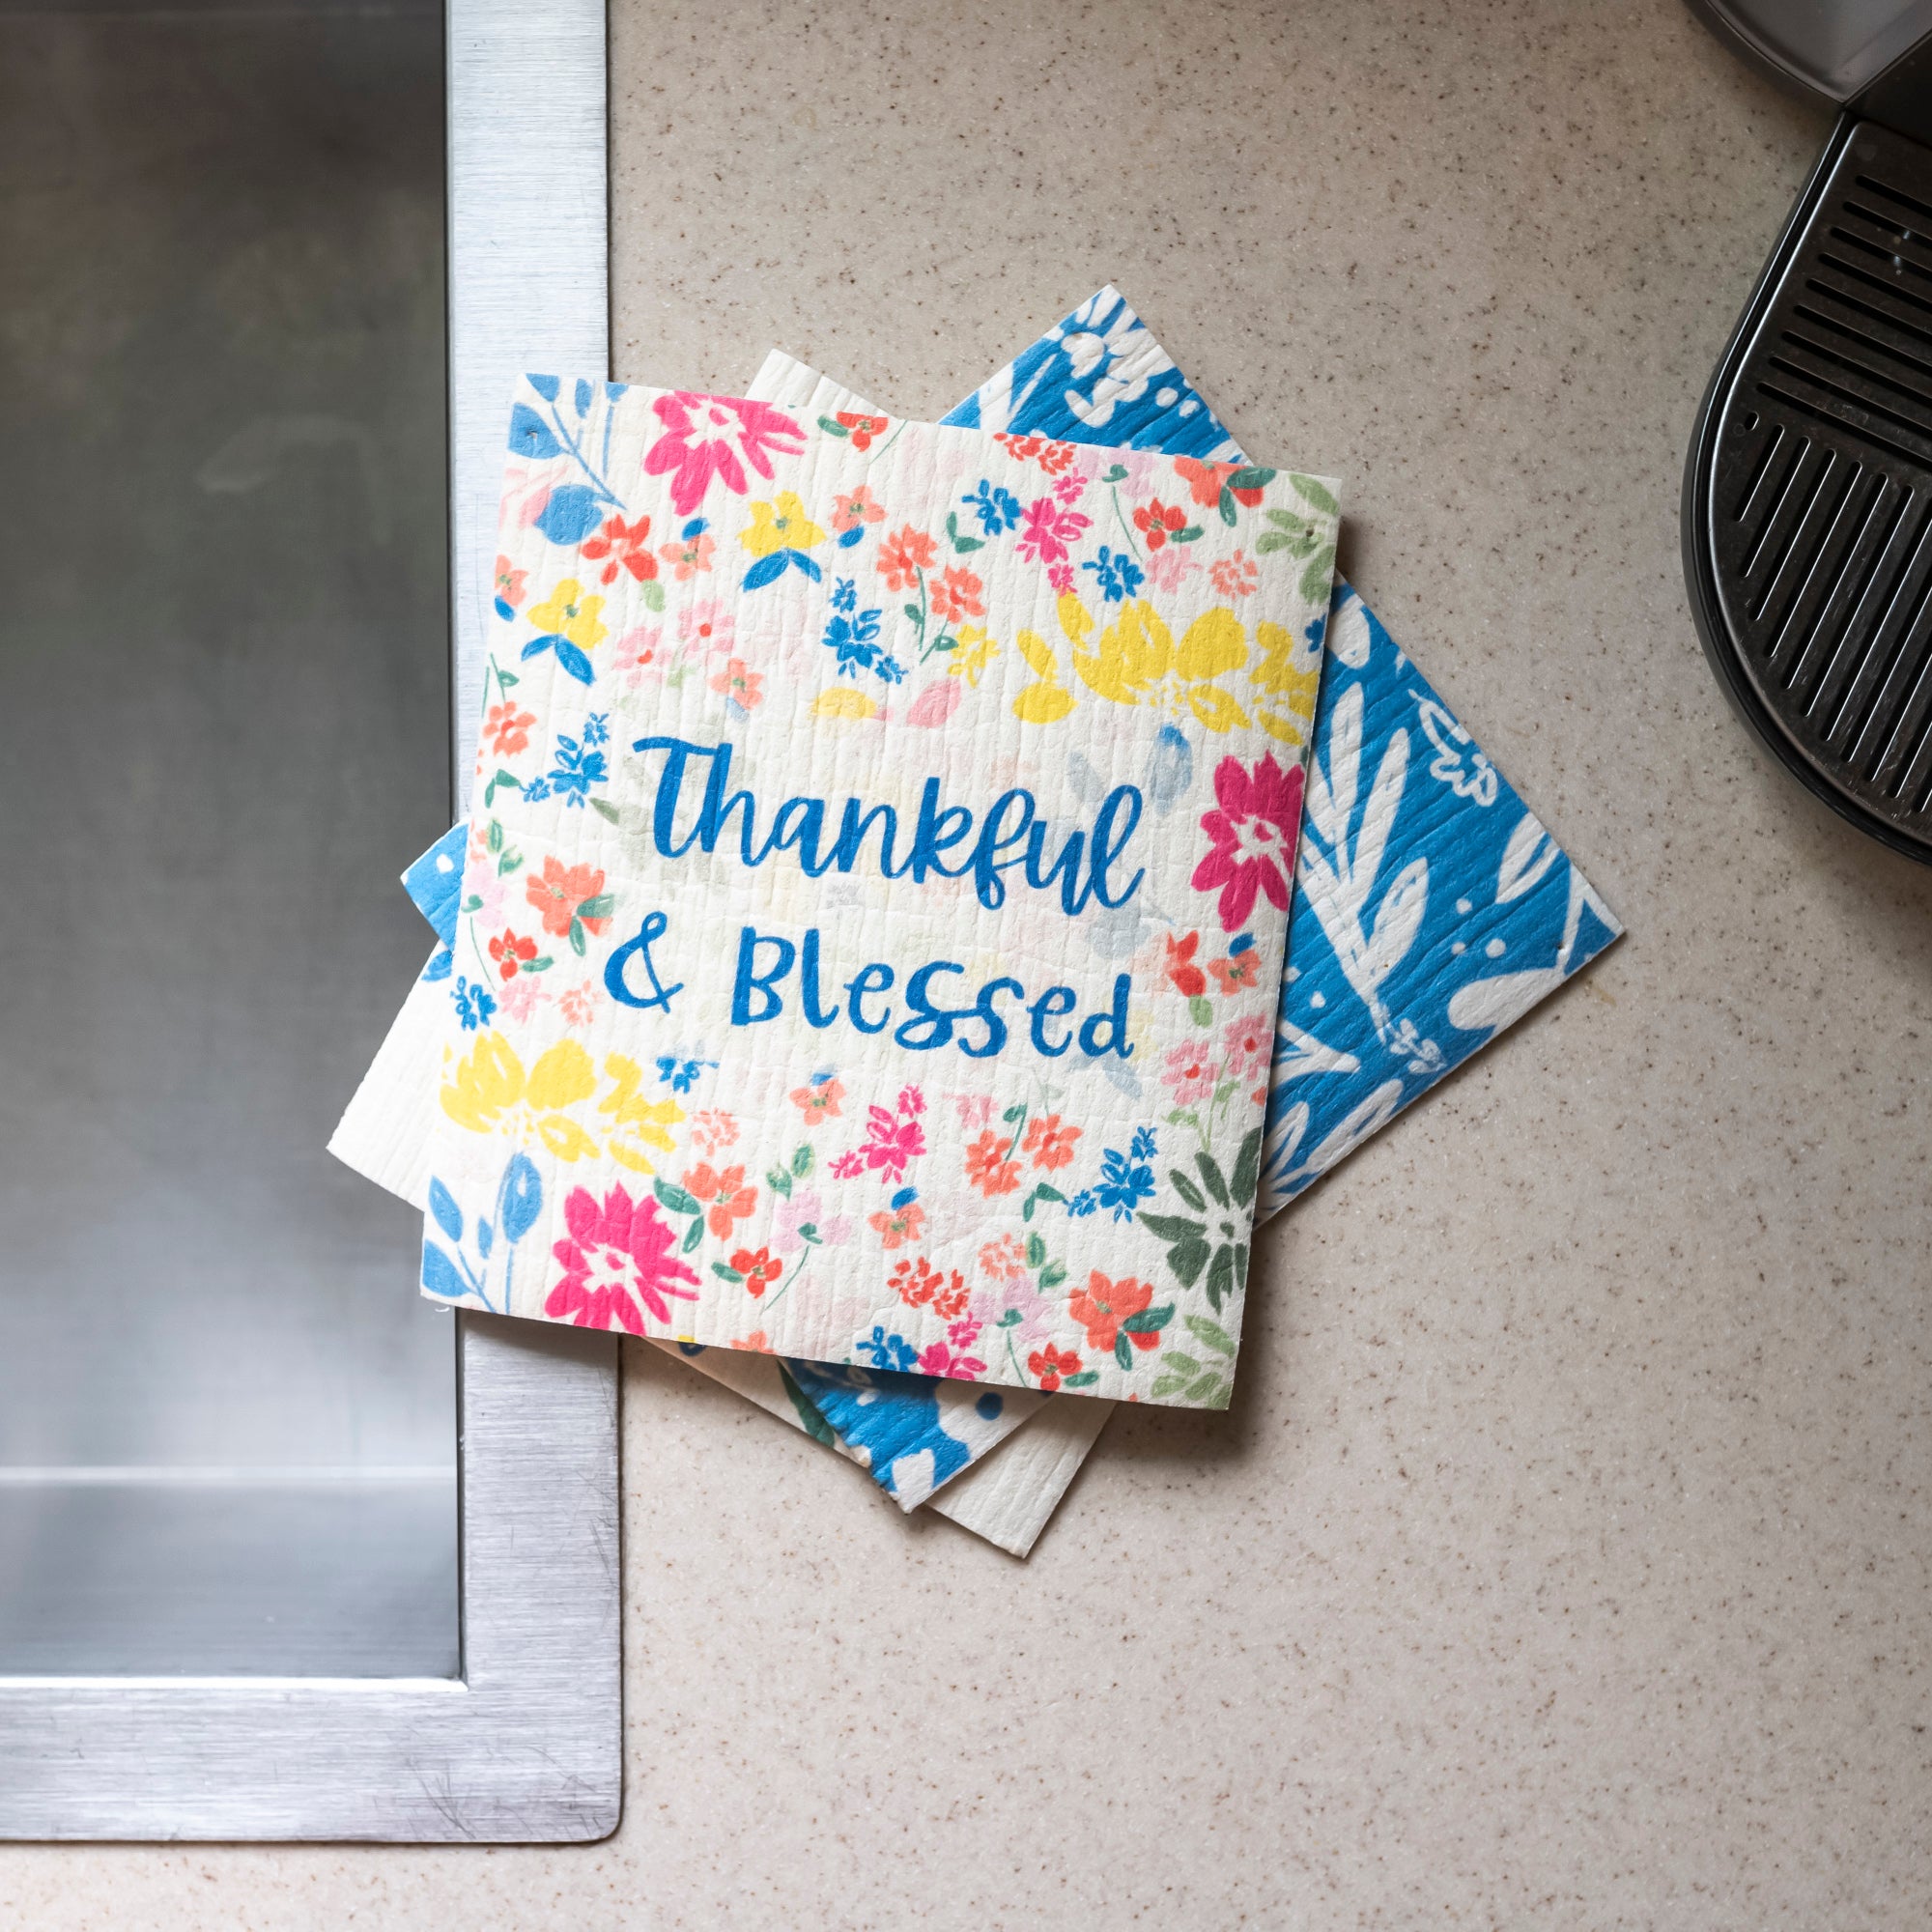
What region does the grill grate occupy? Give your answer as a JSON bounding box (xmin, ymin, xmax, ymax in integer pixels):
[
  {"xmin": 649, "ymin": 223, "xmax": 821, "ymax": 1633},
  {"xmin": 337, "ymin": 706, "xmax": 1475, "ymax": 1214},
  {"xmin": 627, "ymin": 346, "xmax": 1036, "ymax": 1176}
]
[{"xmin": 1706, "ymin": 121, "xmax": 1932, "ymax": 838}]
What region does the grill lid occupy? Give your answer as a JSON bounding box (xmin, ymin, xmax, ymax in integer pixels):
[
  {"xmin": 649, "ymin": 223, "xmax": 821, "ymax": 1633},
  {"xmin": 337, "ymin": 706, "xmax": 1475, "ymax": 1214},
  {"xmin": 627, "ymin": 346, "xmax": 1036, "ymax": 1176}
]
[{"xmin": 1686, "ymin": 116, "xmax": 1932, "ymax": 863}]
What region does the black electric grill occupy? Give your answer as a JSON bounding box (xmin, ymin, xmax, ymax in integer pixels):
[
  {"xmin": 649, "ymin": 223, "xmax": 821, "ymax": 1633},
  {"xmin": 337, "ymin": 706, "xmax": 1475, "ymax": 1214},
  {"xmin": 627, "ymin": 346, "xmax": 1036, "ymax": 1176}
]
[{"xmin": 1684, "ymin": 9, "xmax": 1932, "ymax": 862}]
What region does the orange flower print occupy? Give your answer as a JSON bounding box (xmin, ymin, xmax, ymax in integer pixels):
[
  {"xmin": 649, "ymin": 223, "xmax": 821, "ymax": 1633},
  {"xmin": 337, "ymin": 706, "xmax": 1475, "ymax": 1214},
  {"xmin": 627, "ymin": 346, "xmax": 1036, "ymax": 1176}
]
[
  {"xmin": 581, "ymin": 513, "xmax": 658, "ymax": 586},
  {"xmin": 689, "ymin": 1108, "xmax": 738, "ymax": 1154},
  {"xmin": 1132, "ymin": 498, "xmax": 1187, "ymax": 550},
  {"xmin": 526, "ymin": 856, "xmax": 609, "ymax": 940},
  {"xmin": 494, "ymin": 554, "xmax": 527, "ymax": 614},
  {"xmin": 1209, "ymin": 551, "xmax": 1259, "ymax": 599},
  {"xmin": 710, "ymin": 657, "xmax": 763, "ymax": 709},
  {"xmin": 729, "ymin": 1245, "xmax": 784, "ymax": 1296},
  {"xmin": 1173, "ymin": 457, "xmax": 1243, "ymax": 509},
  {"xmin": 963, "ymin": 1128, "xmax": 1022, "ymax": 1197},
  {"xmin": 485, "ymin": 702, "xmax": 535, "ymax": 756},
  {"xmin": 995, "ymin": 434, "xmax": 1079, "ymax": 476},
  {"xmin": 1067, "ymin": 1270, "xmax": 1155, "ymax": 1354},
  {"xmin": 1207, "ymin": 945, "xmax": 1264, "ymax": 994},
  {"xmin": 659, "ymin": 527, "xmax": 715, "ymax": 580},
  {"xmin": 1028, "ymin": 1343, "xmax": 1083, "ymax": 1392},
  {"xmin": 928, "ymin": 565, "xmax": 983, "ymax": 624},
  {"xmin": 891, "ymin": 1255, "xmax": 969, "ymax": 1321},
  {"xmin": 835, "ymin": 412, "xmax": 890, "ymax": 451},
  {"xmin": 1164, "ymin": 930, "xmax": 1208, "ymax": 997},
  {"xmin": 790, "ymin": 1076, "xmax": 844, "ymax": 1124},
  {"xmin": 831, "ymin": 485, "xmax": 884, "ymax": 534},
  {"xmin": 487, "ymin": 928, "xmax": 536, "ymax": 982},
  {"xmin": 868, "ymin": 1200, "xmax": 925, "ymax": 1248},
  {"xmin": 979, "ymin": 1235, "xmax": 1027, "ymax": 1281},
  {"xmin": 1021, "ymin": 1113, "xmax": 1081, "ymax": 1172},
  {"xmin": 878, "ymin": 525, "xmax": 938, "ymax": 592},
  {"xmin": 556, "ymin": 984, "xmax": 597, "ymax": 1028},
  {"xmin": 684, "ymin": 1162, "xmax": 756, "ymax": 1239}
]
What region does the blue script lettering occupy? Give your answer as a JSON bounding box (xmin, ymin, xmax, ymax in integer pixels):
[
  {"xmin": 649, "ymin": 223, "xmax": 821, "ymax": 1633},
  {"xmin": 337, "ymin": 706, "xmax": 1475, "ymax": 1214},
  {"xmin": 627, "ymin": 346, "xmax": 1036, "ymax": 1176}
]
[
  {"xmin": 629, "ymin": 737, "xmax": 1144, "ymax": 916},
  {"xmin": 726, "ymin": 924, "xmax": 1133, "ymax": 1062}
]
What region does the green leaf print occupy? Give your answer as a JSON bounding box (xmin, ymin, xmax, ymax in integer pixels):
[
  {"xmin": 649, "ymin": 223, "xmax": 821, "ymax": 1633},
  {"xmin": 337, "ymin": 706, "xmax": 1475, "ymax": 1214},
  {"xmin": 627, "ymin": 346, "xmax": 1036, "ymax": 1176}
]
[{"xmin": 1289, "ymin": 471, "xmax": 1339, "ymax": 516}]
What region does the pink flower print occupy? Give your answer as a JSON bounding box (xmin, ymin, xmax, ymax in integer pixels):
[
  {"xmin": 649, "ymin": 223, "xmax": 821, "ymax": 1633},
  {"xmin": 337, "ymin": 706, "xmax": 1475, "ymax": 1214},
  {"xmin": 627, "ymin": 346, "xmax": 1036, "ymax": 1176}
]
[
  {"xmin": 612, "ymin": 625, "xmax": 662, "ymax": 687},
  {"xmin": 1161, "ymin": 1040, "xmax": 1218, "ymax": 1108},
  {"xmin": 1014, "ymin": 497, "xmax": 1093, "ymax": 566},
  {"xmin": 832, "ymin": 485, "xmax": 884, "ymax": 534},
  {"xmin": 676, "ymin": 601, "xmax": 736, "ymax": 658},
  {"xmin": 468, "ymin": 870, "xmax": 507, "ymax": 929},
  {"xmin": 1047, "ymin": 561, "xmax": 1076, "ymax": 595},
  {"xmin": 917, "ymin": 1341, "xmax": 988, "ymax": 1380},
  {"xmin": 689, "ymin": 1108, "xmax": 739, "ymax": 1155},
  {"xmin": 642, "ymin": 392, "xmax": 806, "ymax": 518},
  {"xmin": 1113, "ymin": 450, "xmax": 1160, "ymax": 496},
  {"xmin": 710, "ymin": 657, "xmax": 763, "ymax": 709},
  {"xmin": 659, "ymin": 528, "xmax": 715, "ymax": 580},
  {"xmin": 1144, "ymin": 545, "xmax": 1200, "ymax": 594},
  {"xmin": 947, "ymin": 1313, "xmax": 984, "ymax": 1350},
  {"xmin": 1052, "ymin": 469, "xmax": 1092, "ymax": 505},
  {"xmin": 952, "ymin": 1094, "xmax": 993, "ymax": 1131},
  {"xmin": 1210, "ymin": 550, "xmax": 1260, "ymax": 599},
  {"xmin": 557, "ymin": 983, "xmax": 597, "ymax": 1029},
  {"xmin": 830, "ymin": 1099, "xmax": 926, "ymax": 1181},
  {"xmin": 972, "ymin": 1283, "xmax": 1053, "ymax": 1350},
  {"xmin": 546, "ymin": 1183, "xmax": 699, "ymax": 1334},
  {"xmin": 1192, "ymin": 753, "xmax": 1305, "ymax": 932},
  {"xmin": 494, "ymin": 554, "xmax": 527, "ymax": 612},
  {"xmin": 496, "ymin": 975, "xmax": 549, "ymax": 1026},
  {"xmin": 1221, "ymin": 1010, "xmax": 1273, "ymax": 1081},
  {"xmin": 774, "ymin": 1188, "xmax": 852, "ymax": 1254}
]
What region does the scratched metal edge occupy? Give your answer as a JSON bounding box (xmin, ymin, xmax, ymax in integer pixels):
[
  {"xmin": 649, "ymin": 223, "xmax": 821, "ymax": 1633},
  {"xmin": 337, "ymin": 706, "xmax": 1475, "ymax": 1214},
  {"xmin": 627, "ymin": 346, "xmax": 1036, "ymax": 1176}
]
[{"xmin": 0, "ymin": 0, "xmax": 620, "ymax": 1842}]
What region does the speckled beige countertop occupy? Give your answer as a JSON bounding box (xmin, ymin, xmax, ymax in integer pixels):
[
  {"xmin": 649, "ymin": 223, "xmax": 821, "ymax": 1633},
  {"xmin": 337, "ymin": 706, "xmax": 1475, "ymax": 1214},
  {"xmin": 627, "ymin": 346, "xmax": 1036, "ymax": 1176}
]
[{"xmin": 10, "ymin": 0, "xmax": 1932, "ymax": 1924}]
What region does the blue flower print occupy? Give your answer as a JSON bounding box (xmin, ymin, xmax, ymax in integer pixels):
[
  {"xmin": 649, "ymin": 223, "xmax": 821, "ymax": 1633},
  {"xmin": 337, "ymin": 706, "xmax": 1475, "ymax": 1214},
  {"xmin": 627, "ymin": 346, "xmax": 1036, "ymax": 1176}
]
[
  {"xmin": 656, "ymin": 1054, "xmax": 716, "ymax": 1093},
  {"xmin": 582, "ymin": 711, "xmax": 610, "ymax": 747},
  {"xmin": 1094, "ymin": 1126, "xmax": 1158, "ymax": 1221},
  {"xmin": 545, "ymin": 728, "xmax": 610, "ymax": 808},
  {"xmin": 963, "ymin": 478, "xmax": 1023, "ymax": 534},
  {"xmin": 452, "ymin": 976, "xmax": 497, "ymax": 1032},
  {"xmin": 1082, "ymin": 545, "xmax": 1145, "ymax": 604},
  {"xmin": 855, "ymin": 1325, "xmax": 921, "ymax": 1373},
  {"xmin": 822, "ymin": 577, "xmax": 902, "ymax": 682}
]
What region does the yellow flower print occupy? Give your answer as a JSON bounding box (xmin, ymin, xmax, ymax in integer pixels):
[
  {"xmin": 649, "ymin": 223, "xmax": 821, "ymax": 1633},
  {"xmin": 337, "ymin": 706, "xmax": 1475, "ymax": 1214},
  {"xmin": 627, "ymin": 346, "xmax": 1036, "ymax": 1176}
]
[
  {"xmin": 440, "ymin": 1037, "xmax": 685, "ymax": 1170},
  {"xmin": 811, "ymin": 687, "xmax": 879, "ymax": 720},
  {"xmin": 1009, "ymin": 593, "xmax": 1091, "ymax": 724},
  {"xmin": 1173, "ymin": 608, "xmax": 1251, "ymax": 732},
  {"xmin": 597, "ymin": 1054, "xmax": 688, "ymax": 1174},
  {"xmin": 526, "ymin": 578, "xmax": 609, "ymax": 652},
  {"xmin": 947, "ymin": 624, "xmax": 1000, "ymax": 687},
  {"xmin": 1011, "ymin": 628, "xmax": 1074, "ymax": 724},
  {"xmin": 739, "ymin": 491, "xmax": 827, "ymax": 558},
  {"xmin": 1073, "ymin": 598, "xmax": 1172, "ymax": 704},
  {"xmin": 1251, "ymin": 620, "xmax": 1322, "ymax": 749},
  {"xmin": 1069, "ymin": 598, "xmax": 1252, "ymax": 732}
]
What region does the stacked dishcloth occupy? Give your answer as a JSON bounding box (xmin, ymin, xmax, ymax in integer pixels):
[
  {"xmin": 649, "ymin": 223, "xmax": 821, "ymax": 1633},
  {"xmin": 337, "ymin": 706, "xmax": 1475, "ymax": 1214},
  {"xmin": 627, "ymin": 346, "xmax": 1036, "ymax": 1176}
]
[{"xmin": 331, "ymin": 290, "xmax": 1619, "ymax": 1555}]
